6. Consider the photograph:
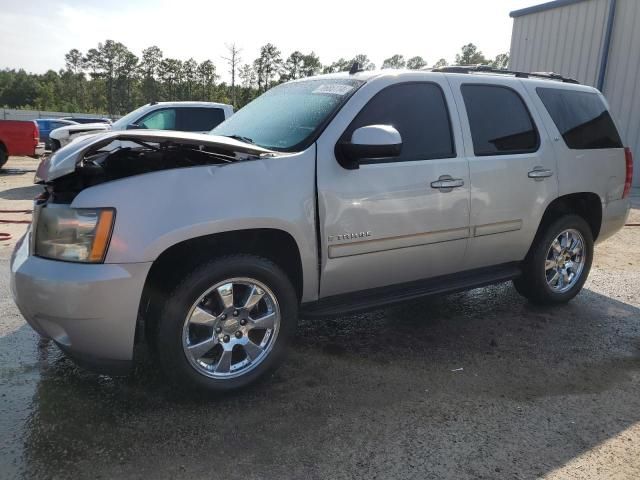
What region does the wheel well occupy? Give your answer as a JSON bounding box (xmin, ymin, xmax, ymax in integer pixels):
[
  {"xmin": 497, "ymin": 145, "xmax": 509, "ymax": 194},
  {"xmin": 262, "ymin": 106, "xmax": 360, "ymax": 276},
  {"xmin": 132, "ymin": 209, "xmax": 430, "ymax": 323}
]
[
  {"xmin": 537, "ymin": 193, "xmax": 602, "ymax": 241},
  {"xmin": 138, "ymin": 229, "xmax": 303, "ymax": 344}
]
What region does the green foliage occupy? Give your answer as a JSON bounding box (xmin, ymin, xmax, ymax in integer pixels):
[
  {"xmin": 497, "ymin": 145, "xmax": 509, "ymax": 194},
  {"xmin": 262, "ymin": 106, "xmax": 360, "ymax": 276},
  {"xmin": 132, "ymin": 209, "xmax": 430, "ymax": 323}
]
[
  {"xmin": 382, "ymin": 54, "xmax": 406, "ymax": 69},
  {"xmin": 490, "ymin": 52, "xmax": 510, "ymax": 69},
  {"xmin": 432, "ymin": 58, "xmax": 449, "ymax": 69},
  {"xmin": 406, "ymin": 56, "xmax": 427, "ymax": 70},
  {"xmin": 323, "ymin": 58, "xmax": 351, "ymax": 74},
  {"xmin": 455, "ymin": 43, "xmax": 487, "ymax": 66},
  {"xmin": 0, "ymin": 39, "xmax": 507, "ymax": 115}
]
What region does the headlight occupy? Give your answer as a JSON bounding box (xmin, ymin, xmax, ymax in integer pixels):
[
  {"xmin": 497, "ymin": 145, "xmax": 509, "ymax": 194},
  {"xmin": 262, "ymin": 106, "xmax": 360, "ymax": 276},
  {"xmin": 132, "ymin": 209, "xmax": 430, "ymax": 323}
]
[{"xmin": 35, "ymin": 205, "xmax": 115, "ymax": 263}]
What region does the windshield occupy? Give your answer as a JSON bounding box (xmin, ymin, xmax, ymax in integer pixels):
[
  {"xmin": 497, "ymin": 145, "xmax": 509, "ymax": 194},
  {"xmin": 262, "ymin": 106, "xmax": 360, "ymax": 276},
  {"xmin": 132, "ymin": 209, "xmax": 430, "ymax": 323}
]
[
  {"xmin": 111, "ymin": 105, "xmax": 152, "ymax": 130},
  {"xmin": 211, "ymin": 79, "xmax": 364, "ymax": 151}
]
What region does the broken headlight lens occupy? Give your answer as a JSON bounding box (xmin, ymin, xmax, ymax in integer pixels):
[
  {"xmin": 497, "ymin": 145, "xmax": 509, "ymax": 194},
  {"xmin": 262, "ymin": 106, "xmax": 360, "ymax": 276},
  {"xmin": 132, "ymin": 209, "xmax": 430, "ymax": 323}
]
[{"xmin": 34, "ymin": 206, "xmax": 115, "ymax": 263}]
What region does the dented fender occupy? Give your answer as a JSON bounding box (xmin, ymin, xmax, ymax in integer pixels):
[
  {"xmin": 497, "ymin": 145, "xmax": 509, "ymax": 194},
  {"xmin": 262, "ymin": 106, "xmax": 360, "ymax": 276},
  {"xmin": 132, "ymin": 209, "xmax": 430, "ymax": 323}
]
[{"xmin": 69, "ymin": 145, "xmax": 320, "ymax": 302}]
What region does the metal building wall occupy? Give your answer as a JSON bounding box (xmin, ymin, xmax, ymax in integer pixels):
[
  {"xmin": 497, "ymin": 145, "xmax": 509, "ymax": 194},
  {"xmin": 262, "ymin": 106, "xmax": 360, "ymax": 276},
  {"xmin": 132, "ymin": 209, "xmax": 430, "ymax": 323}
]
[
  {"xmin": 510, "ymin": 0, "xmax": 640, "ymax": 185},
  {"xmin": 602, "ymin": 0, "xmax": 640, "ymax": 185},
  {"xmin": 509, "ymin": 0, "xmax": 610, "ymax": 85}
]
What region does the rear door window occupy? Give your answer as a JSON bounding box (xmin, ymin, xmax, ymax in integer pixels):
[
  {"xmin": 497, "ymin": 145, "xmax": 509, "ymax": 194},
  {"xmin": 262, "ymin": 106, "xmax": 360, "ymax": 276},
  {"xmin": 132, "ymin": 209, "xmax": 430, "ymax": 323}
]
[
  {"xmin": 461, "ymin": 84, "xmax": 539, "ymax": 156},
  {"xmin": 177, "ymin": 108, "xmax": 226, "ymax": 132},
  {"xmin": 537, "ymin": 87, "xmax": 622, "ymax": 149}
]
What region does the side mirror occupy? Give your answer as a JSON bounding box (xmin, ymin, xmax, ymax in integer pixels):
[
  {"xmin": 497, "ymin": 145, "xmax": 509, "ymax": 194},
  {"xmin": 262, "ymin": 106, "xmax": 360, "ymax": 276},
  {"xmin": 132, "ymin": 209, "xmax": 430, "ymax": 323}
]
[
  {"xmin": 126, "ymin": 123, "xmax": 143, "ymax": 130},
  {"xmin": 336, "ymin": 125, "xmax": 402, "ymax": 169}
]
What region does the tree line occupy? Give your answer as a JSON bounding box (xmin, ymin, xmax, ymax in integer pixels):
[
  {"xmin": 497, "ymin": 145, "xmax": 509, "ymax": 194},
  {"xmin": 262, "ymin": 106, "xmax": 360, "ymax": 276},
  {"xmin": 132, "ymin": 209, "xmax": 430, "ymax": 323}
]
[{"xmin": 0, "ymin": 41, "xmax": 508, "ymax": 116}]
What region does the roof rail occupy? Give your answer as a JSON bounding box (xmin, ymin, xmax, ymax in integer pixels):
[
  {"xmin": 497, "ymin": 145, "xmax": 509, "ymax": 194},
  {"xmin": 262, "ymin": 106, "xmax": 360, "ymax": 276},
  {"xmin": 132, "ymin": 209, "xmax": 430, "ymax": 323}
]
[{"xmin": 430, "ymin": 64, "xmax": 580, "ymax": 84}]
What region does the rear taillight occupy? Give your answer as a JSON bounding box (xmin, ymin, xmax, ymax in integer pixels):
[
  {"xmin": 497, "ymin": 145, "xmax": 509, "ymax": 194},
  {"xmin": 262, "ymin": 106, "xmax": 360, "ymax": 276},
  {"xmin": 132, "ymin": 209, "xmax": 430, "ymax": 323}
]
[
  {"xmin": 623, "ymin": 147, "xmax": 633, "ymax": 199},
  {"xmin": 33, "ymin": 122, "xmax": 39, "ymax": 144}
]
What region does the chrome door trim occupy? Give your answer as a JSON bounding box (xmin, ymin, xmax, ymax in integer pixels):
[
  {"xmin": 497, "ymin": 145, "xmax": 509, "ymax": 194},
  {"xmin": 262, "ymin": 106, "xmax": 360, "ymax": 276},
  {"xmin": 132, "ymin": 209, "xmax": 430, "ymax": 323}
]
[
  {"xmin": 328, "ymin": 227, "xmax": 470, "ymax": 258},
  {"xmin": 473, "ymin": 220, "xmax": 523, "ymax": 237}
]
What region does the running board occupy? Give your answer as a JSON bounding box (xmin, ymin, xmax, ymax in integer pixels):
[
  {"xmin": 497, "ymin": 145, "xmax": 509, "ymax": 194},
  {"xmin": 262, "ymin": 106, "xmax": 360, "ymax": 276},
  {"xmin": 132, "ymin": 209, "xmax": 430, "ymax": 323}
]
[{"xmin": 300, "ymin": 263, "xmax": 521, "ymax": 318}]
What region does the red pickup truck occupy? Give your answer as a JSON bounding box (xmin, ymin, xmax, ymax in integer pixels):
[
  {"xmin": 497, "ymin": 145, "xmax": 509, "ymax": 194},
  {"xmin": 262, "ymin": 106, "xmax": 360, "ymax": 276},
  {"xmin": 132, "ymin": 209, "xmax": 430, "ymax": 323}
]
[{"xmin": 0, "ymin": 120, "xmax": 45, "ymax": 167}]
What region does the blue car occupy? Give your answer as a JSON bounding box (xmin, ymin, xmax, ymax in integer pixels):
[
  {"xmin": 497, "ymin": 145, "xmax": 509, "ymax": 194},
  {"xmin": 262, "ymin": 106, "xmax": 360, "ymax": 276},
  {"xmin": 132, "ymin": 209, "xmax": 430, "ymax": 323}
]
[{"xmin": 35, "ymin": 118, "xmax": 78, "ymax": 150}]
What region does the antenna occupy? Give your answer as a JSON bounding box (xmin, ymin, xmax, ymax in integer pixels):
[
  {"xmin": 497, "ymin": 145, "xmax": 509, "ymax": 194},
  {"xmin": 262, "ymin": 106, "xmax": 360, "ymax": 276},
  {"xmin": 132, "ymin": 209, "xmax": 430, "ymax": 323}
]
[{"xmin": 349, "ymin": 62, "xmax": 363, "ymax": 75}]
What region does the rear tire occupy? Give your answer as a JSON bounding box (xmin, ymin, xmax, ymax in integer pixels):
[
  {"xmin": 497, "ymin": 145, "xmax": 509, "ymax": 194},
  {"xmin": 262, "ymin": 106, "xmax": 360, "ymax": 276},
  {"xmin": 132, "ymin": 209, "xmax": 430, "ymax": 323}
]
[
  {"xmin": 155, "ymin": 254, "xmax": 298, "ymax": 392},
  {"xmin": 514, "ymin": 214, "xmax": 593, "ymax": 305}
]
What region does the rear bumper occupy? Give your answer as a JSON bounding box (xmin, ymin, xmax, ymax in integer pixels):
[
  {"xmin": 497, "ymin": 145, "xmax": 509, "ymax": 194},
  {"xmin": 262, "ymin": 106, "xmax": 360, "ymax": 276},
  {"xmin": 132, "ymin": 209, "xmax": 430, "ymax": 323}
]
[
  {"xmin": 597, "ymin": 197, "xmax": 631, "ymax": 243},
  {"xmin": 34, "ymin": 142, "xmax": 46, "ymax": 157},
  {"xmin": 10, "ymin": 230, "xmax": 152, "ymax": 375}
]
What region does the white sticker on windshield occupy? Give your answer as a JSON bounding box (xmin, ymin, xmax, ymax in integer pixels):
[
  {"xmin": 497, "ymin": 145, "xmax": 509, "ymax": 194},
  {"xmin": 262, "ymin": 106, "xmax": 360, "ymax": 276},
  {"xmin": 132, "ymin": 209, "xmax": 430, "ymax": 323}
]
[{"xmin": 312, "ymin": 84, "xmax": 354, "ymax": 95}]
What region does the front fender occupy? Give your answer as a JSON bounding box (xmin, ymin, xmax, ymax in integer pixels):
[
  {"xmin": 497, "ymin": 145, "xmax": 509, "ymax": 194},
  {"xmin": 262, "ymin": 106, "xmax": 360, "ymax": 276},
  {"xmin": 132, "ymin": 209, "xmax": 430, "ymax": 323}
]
[{"xmin": 71, "ymin": 146, "xmax": 319, "ymax": 301}]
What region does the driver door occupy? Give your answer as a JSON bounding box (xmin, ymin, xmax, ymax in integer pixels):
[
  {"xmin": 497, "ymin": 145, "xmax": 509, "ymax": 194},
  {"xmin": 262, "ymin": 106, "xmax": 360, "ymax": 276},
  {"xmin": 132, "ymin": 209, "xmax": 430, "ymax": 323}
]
[{"xmin": 316, "ymin": 79, "xmax": 470, "ymax": 297}]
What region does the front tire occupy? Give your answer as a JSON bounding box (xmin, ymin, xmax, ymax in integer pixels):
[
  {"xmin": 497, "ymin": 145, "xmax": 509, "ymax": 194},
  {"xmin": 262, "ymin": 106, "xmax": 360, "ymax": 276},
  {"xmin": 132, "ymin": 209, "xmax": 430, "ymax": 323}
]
[
  {"xmin": 155, "ymin": 255, "xmax": 298, "ymax": 392},
  {"xmin": 514, "ymin": 214, "xmax": 593, "ymax": 305}
]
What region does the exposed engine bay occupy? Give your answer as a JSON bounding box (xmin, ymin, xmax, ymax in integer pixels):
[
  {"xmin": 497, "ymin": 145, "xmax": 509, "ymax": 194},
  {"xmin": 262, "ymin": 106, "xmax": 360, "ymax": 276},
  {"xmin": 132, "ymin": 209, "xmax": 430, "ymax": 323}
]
[{"xmin": 36, "ymin": 132, "xmax": 275, "ymax": 202}]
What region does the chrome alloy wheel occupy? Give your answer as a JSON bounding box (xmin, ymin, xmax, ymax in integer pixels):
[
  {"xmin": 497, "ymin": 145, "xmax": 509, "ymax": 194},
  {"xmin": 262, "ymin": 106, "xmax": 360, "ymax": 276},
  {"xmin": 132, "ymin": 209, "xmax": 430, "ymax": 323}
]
[
  {"xmin": 544, "ymin": 229, "xmax": 586, "ymax": 293},
  {"xmin": 182, "ymin": 278, "xmax": 281, "ymax": 379}
]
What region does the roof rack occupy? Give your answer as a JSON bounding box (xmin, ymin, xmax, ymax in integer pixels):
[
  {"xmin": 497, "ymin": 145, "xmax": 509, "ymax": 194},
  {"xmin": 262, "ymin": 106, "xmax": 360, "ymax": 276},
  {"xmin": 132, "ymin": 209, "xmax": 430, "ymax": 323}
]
[{"xmin": 430, "ymin": 65, "xmax": 580, "ymax": 84}]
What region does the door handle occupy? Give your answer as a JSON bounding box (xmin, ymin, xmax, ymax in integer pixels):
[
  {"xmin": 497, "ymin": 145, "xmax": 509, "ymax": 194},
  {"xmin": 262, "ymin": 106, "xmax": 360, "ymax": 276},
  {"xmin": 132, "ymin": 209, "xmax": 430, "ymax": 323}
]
[
  {"xmin": 528, "ymin": 167, "xmax": 554, "ymax": 180},
  {"xmin": 431, "ymin": 175, "xmax": 464, "ymax": 191}
]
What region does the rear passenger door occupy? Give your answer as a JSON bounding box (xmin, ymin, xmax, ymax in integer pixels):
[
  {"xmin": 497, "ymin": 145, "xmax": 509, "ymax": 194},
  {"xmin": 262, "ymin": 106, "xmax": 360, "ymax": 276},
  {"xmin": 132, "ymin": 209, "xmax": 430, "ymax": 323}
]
[
  {"xmin": 176, "ymin": 108, "xmax": 226, "ymax": 132},
  {"xmin": 446, "ymin": 77, "xmax": 559, "ymax": 269}
]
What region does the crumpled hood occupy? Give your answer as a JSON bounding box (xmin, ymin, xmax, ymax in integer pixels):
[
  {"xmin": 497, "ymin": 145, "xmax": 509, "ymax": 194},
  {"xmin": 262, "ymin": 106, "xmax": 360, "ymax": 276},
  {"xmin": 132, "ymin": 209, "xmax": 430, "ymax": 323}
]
[
  {"xmin": 36, "ymin": 130, "xmax": 276, "ymax": 182},
  {"xmin": 49, "ymin": 122, "xmax": 111, "ymax": 139}
]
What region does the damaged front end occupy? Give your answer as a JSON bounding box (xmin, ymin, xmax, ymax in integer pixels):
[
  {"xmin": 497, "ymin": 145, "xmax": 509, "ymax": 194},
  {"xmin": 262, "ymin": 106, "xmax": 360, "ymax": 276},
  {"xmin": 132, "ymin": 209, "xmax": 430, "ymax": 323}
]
[{"xmin": 36, "ymin": 130, "xmax": 277, "ymax": 201}]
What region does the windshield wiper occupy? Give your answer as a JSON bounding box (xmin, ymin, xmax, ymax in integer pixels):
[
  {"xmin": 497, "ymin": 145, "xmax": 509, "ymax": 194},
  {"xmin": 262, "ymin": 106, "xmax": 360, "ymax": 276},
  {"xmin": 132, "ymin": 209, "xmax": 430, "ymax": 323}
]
[{"xmin": 222, "ymin": 134, "xmax": 256, "ymax": 145}]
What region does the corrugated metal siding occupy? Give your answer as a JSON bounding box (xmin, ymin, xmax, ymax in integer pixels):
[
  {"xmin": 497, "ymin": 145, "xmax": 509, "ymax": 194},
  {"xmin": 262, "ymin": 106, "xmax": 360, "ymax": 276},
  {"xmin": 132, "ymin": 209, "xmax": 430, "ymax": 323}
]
[
  {"xmin": 509, "ymin": 0, "xmax": 609, "ymax": 85},
  {"xmin": 510, "ymin": 0, "xmax": 640, "ymax": 185},
  {"xmin": 602, "ymin": 0, "xmax": 640, "ymax": 185}
]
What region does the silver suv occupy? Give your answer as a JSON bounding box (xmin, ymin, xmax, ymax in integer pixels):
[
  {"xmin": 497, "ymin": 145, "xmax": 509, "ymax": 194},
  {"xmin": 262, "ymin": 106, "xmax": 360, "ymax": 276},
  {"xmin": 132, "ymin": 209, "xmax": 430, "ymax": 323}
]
[{"xmin": 11, "ymin": 67, "xmax": 633, "ymax": 392}]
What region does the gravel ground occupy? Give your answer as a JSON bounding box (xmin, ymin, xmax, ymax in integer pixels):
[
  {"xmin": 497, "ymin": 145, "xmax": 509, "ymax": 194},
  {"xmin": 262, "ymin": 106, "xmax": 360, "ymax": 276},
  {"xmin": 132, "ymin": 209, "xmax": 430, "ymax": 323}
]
[{"xmin": 0, "ymin": 157, "xmax": 639, "ymax": 479}]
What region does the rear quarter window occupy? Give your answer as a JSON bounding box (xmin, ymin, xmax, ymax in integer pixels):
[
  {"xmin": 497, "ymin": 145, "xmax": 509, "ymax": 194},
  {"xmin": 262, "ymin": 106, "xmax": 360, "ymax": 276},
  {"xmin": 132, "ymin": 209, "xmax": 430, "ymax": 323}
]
[{"xmin": 537, "ymin": 87, "xmax": 622, "ymax": 149}]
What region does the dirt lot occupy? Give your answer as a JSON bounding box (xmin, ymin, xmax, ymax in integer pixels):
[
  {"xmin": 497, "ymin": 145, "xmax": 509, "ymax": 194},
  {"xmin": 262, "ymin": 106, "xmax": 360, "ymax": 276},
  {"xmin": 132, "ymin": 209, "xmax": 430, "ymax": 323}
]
[{"xmin": 0, "ymin": 156, "xmax": 639, "ymax": 479}]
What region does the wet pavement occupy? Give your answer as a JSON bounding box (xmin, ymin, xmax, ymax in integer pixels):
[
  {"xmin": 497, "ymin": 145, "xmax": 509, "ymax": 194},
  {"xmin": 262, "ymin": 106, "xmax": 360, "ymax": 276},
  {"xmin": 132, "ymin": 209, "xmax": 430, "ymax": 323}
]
[{"xmin": 0, "ymin": 160, "xmax": 639, "ymax": 479}]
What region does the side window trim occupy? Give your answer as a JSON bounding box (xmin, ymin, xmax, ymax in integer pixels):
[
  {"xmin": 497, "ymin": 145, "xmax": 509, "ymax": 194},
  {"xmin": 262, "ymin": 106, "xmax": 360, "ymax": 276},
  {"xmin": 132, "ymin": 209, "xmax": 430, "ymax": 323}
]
[
  {"xmin": 338, "ymin": 81, "xmax": 457, "ymax": 165},
  {"xmin": 461, "ymin": 83, "xmax": 541, "ymax": 157}
]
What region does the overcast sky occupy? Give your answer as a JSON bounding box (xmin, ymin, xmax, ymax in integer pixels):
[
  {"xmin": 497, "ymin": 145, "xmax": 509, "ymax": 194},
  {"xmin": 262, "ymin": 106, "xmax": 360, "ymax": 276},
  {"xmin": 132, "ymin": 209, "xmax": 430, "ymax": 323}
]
[{"xmin": 0, "ymin": 0, "xmax": 537, "ymax": 81}]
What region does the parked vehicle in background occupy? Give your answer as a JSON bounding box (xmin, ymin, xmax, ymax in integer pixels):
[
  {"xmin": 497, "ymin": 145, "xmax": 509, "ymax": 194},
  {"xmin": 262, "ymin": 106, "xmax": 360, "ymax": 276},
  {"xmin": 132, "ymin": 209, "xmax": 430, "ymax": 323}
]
[
  {"xmin": 50, "ymin": 102, "xmax": 234, "ymax": 151},
  {"xmin": 49, "ymin": 122, "xmax": 111, "ymax": 151},
  {"xmin": 0, "ymin": 120, "xmax": 44, "ymax": 167},
  {"xmin": 35, "ymin": 118, "xmax": 78, "ymax": 150},
  {"xmin": 11, "ymin": 67, "xmax": 632, "ymax": 392},
  {"xmin": 61, "ymin": 116, "xmax": 112, "ymax": 124}
]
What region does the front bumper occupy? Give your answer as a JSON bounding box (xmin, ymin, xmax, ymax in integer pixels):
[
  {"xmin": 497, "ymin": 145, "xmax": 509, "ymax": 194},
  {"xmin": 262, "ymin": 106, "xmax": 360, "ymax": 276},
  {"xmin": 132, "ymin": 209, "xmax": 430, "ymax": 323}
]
[{"xmin": 10, "ymin": 230, "xmax": 152, "ymax": 375}]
